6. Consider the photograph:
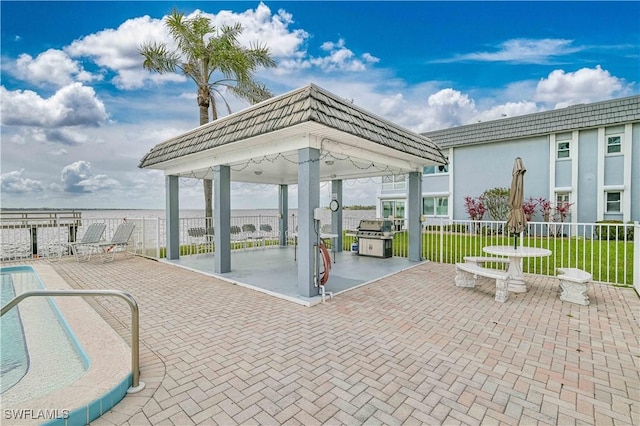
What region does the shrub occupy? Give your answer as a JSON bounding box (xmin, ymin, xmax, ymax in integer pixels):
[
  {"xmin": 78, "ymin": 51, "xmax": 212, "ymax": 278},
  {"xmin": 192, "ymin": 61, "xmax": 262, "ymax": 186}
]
[
  {"xmin": 522, "ymin": 197, "xmax": 538, "ymax": 221},
  {"xmin": 537, "ymin": 197, "xmax": 552, "ymax": 221},
  {"xmin": 554, "ymin": 201, "xmax": 574, "ymax": 222},
  {"xmin": 464, "ymin": 196, "xmax": 486, "ymax": 220},
  {"xmin": 444, "ymin": 224, "xmax": 468, "ymax": 233},
  {"xmin": 482, "ymin": 187, "xmax": 510, "ymax": 221},
  {"xmin": 594, "ymin": 220, "xmax": 634, "ymax": 241}
]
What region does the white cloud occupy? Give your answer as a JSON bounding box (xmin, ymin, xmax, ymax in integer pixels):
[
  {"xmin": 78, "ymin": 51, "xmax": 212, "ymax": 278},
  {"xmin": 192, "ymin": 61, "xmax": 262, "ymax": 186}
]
[
  {"xmin": 379, "ymin": 93, "xmax": 405, "ymax": 116},
  {"xmin": 0, "ymin": 170, "xmax": 44, "ymax": 193},
  {"xmin": 308, "ymin": 38, "xmax": 379, "ymax": 72},
  {"xmin": 62, "ymin": 3, "xmax": 374, "ymax": 88},
  {"xmin": 77, "ymin": 174, "xmax": 121, "ymax": 192},
  {"xmin": 472, "ymin": 101, "xmax": 540, "ymax": 123},
  {"xmin": 367, "ymin": 86, "xmax": 540, "ymax": 132},
  {"xmin": 534, "ymin": 65, "xmax": 632, "ymax": 108},
  {"xmin": 4, "ymin": 128, "xmax": 88, "ymax": 146},
  {"xmin": 435, "ymin": 38, "xmax": 582, "ymax": 64},
  {"xmin": 14, "ymin": 49, "xmax": 99, "ymax": 87},
  {"xmin": 208, "ymin": 6, "xmax": 379, "ymax": 74},
  {"xmin": 63, "ymin": 4, "xmax": 310, "ymax": 89},
  {"xmin": 66, "ymin": 15, "xmax": 166, "ymax": 69},
  {"xmin": 61, "ymin": 160, "xmax": 120, "ymax": 193},
  {"xmin": 65, "ymin": 15, "xmax": 185, "ymax": 89},
  {"xmin": 1, "ymin": 83, "xmax": 108, "ymax": 128},
  {"xmin": 49, "ymin": 148, "xmax": 69, "ymax": 156},
  {"xmin": 214, "ymin": 3, "xmax": 309, "ymax": 59},
  {"xmin": 420, "ymin": 88, "xmax": 478, "ymax": 130},
  {"xmin": 61, "ymin": 161, "xmax": 92, "ymax": 193}
]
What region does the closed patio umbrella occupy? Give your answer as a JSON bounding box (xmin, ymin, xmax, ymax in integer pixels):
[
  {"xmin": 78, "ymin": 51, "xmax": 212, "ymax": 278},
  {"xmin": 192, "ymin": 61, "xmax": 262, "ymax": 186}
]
[{"xmin": 506, "ymin": 157, "xmax": 527, "ymax": 249}]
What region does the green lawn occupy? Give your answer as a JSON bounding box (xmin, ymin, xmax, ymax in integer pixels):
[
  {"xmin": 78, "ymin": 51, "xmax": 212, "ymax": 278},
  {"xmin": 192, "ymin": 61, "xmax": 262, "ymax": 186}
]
[{"xmin": 399, "ymin": 231, "xmax": 633, "ymax": 286}]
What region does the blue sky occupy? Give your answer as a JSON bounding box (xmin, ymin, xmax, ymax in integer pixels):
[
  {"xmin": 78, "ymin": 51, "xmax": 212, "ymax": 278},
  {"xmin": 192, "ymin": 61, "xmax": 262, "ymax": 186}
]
[{"xmin": 1, "ymin": 1, "xmax": 638, "ymax": 210}]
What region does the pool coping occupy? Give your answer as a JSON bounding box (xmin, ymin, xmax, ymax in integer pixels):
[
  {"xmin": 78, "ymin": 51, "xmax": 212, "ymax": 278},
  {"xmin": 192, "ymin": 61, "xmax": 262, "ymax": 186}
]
[{"xmin": 1, "ymin": 264, "xmax": 131, "ymax": 425}]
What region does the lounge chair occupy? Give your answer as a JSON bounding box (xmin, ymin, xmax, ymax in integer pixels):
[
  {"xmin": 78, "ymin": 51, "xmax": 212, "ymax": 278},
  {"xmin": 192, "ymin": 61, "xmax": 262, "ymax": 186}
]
[
  {"xmin": 242, "ymin": 224, "xmax": 263, "ymax": 248},
  {"xmin": 68, "ymin": 223, "xmax": 107, "ymax": 262},
  {"xmin": 259, "ymin": 224, "xmax": 275, "ymax": 246},
  {"xmin": 230, "ymin": 225, "xmax": 246, "ymax": 250},
  {"xmin": 187, "ymin": 227, "xmax": 209, "ymax": 255},
  {"xmin": 90, "ymin": 222, "xmax": 136, "ymax": 262}
]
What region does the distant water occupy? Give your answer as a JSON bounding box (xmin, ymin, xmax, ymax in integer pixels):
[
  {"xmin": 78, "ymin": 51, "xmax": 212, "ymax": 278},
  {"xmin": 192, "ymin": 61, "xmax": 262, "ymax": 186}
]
[
  {"xmin": 0, "ymin": 209, "xmax": 377, "ymax": 253},
  {"xmin": 78, "ymin": 208, "xmax": 376, "ymax": 225}
]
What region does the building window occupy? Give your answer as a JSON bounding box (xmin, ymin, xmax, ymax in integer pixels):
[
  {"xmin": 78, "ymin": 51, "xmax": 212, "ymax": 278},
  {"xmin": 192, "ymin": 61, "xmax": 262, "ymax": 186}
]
[
  {"xmin": 606, "ymin": 135, "xmax": 622, "ymax": 154},
  {"xmin": 423, "ymin": 158, "xmax": 449, "ymax": 175},
  {"xmin": 605, "ymin": 192, "xmax": 621, "ymax": 213},
  {"xmin": 382, "ymin": 200, "xmax": 405, "ymax": 218},
  {"xmin": 423, "ymin": 196, "xmax": 448, "ymax": 216},
  {"xmin": 381, "ymin": 174, "xmax": 406, "ymax": 190},
  {"xmin": 557, "ymin": 142, "xmax": 570, "ymax": 159},
  {"xmin": 556, "ymin": 133, "xmax": 571, "ymax": 159},
  {"xmin": 556, "ymin": 192, "xmax": 570, "ymax": 205}
]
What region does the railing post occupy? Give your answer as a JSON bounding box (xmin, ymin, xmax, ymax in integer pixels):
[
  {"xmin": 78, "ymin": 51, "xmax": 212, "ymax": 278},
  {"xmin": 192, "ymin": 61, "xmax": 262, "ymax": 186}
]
[
  {"xmin": 139, "ymin": 218, "xmax": 145, "ymax": 257},
  {"xmin": 439, "ymin": 218, "xmax": 444, "ymax": 263},
  {"xmin": 156, "ymin": 218, "xmax": 161, "ymax": 259},
  {"xmin": 634, "ymin": 222, "xmax": 639, "ymax": 294}
]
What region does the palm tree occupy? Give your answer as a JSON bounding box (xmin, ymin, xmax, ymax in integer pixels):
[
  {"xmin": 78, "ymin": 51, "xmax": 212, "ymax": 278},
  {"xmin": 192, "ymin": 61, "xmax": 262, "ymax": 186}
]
[{"xmin": 139, "ymin": 9, "xmax": 276, "ymax": 219}]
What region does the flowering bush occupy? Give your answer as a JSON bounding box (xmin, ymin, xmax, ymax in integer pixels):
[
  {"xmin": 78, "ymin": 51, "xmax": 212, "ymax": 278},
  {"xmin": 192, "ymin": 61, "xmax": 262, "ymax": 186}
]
[
  {"xmin": 555, "ymin": 201, "xmax": 574, "ymax": 222},
  {"xmin": 522, "ymin": 197, "xmax": 538, "ymax": 221},
  {"xmin": 464, "ymin": 196, "xmax": 486, "ymax": 220},
  {"xmin": 537, "ymin": 197, "xmax": 552, "ymax": 221}
]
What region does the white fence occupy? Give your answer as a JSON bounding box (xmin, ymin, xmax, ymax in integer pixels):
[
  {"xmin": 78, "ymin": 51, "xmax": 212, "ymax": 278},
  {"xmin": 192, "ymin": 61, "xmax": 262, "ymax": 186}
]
[
  {"xmin": 386, "ymin": 218, "xmax": 635, "ymax": 286},
  {"xmin": 1, "ymin": 215, "xmax": 636, "ymax": 287}
]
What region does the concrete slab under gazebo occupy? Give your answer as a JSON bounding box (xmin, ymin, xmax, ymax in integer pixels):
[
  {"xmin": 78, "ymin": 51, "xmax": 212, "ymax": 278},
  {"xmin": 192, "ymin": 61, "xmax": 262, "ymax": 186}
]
[{"xmin": 139, "ymin": 83, "xmax": 446, "ymax": 299}]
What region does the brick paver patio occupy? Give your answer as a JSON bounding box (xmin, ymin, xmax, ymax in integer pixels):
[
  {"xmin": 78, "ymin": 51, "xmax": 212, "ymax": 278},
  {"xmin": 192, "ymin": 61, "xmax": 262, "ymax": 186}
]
[{"xmin": 45, "ymin": 257, "xmax": 639, "ymax": 425}]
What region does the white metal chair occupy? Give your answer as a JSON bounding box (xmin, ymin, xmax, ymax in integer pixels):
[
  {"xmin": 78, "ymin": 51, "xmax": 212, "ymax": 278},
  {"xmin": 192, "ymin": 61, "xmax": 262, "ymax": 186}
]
[
  {"xmin": 68, "ymin": 223, "xmax": 107, "ymax": 262},
  {"xmin": 187, "ymin": 227, "xmax": 208, "ymax": 255},
  {"xmin": 242, "ymin": 224, "xmax": 263, "ymax": 248},
  {"xmin": 230, "ymin": 225, "xmax": 246, "ymax": 250},
  {"xmin": 89, "ymin": 222, "xmax": 136, "ymax": 262},
  {"xmin": 259, "ymin": 224, "xmax": 274, "ymax": 246}
]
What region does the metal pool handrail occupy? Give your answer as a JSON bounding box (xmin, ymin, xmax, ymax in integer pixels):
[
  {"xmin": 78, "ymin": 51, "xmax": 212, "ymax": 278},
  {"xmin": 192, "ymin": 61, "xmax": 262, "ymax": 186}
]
[{"xmin": 1, "ymin": 289, "xmax": 145, "ymax": 393}]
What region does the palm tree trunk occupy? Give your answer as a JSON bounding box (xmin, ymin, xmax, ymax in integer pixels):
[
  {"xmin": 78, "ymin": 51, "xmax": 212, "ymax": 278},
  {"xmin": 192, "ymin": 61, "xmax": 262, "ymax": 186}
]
[
  {"xmin": 198, "ymin": 93, "xmax": 213, "ymax": 222},
  {"xmin": 203, "ymin": 179, "xmax": 213, "ymax": 222}
]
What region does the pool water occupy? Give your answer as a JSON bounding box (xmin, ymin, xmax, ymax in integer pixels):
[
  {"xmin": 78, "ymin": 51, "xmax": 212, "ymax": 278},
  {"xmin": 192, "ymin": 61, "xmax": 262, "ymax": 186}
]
[
  {"xmin": 0, "ymin": 267, "xmax": 88, "ymax": 406},
  {"xmin": 0, "ymin": 273, "xmax": 29, "ymax": 393}
]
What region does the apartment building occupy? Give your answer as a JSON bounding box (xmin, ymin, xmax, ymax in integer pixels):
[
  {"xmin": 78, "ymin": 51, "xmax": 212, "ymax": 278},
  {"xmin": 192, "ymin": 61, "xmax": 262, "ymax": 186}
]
[{"xmin": 378, "ymin": 95, "xmax": 640, "ymax": 224}]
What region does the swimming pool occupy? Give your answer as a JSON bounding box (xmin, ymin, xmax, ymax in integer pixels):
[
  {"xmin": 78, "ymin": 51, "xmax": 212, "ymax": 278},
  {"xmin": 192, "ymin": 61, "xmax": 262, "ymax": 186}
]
[
  {"xmin": 1, "ymin": 266, "xmax": 88, "ymax": 404},
  {"xmin": 0, "ymin": 265, "xmax": 132, "ymax": 425},
  {"xmin": 0, "ymin": 272, "xmax": 29, "ymax": 393}
]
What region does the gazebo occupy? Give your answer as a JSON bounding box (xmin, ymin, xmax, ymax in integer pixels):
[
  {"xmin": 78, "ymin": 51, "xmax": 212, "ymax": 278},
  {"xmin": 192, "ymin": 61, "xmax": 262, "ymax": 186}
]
[{"xmin": 139, "ymin": 84, "xmax": 446, "ymax": 299}]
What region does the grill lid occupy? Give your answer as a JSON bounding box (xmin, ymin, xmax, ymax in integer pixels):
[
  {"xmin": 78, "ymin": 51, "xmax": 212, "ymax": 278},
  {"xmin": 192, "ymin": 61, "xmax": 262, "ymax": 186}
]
[{"xmin": 357, "ymin": 220, "xmax": 392, "ymax": 233}]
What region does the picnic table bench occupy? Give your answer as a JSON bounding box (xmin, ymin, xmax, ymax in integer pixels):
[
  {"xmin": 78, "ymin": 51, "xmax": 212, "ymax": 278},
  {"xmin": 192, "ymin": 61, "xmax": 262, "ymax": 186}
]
[
  {"xmin": 557, "ymin": 267, "xmax": 592, "ymax": 305},
  {"xmin": 455, "ymin": 262, "xmax": 510, "ymax": 303},
  {"xmin": 463, "ymin": 256, "xmax": 509, "ymax": 267}
]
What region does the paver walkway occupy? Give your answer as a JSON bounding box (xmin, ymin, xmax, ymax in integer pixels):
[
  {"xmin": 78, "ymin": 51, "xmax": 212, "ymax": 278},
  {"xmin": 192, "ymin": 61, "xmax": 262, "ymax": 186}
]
[{"xmin": 48, "ymin": 257, "xmax": 638, "ymax": 425}]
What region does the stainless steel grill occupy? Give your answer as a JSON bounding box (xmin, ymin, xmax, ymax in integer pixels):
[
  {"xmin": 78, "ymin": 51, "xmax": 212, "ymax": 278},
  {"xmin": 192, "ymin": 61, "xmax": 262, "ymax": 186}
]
[{"xmin": 356, "ymin": 220, "xmax": 393, "ymax": 258}]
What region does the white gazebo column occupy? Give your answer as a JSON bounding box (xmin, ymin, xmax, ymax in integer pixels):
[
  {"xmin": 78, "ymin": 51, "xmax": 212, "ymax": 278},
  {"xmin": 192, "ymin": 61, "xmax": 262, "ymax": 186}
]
[
  {"xmin": 407, "ymin": 171, "xmax": 423, "ymax": 262},
  {"xmin": 279, "ymin": 184, "xmax": 288, "ymax": 246},
  {"xmin": 165, "ymin": 175, "xmax": 180, "ymax": 260},
  {"xmin": 298, "ymin": 147, "xmax": 320, "ymax": 297},
  {"xmin": 214, "ymin": 165, "xmax": 231, "ymax": 273},
  {"xmin": 331, "ymin": 179, "xmax": 343, "ymax": 252}
]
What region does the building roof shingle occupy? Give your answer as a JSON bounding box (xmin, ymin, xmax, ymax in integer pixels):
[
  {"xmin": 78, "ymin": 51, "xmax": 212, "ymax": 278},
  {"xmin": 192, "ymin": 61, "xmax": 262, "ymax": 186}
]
[{"xmin": 422, "ymin": 95, "xmax": 640, "ymax": 148}]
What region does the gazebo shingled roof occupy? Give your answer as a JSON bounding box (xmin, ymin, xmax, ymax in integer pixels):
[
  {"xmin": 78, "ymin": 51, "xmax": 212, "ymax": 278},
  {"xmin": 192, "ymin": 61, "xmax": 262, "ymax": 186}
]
[{"xmin": 139, "ymin": 84, "xmax": 446, "ymax": 170}]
